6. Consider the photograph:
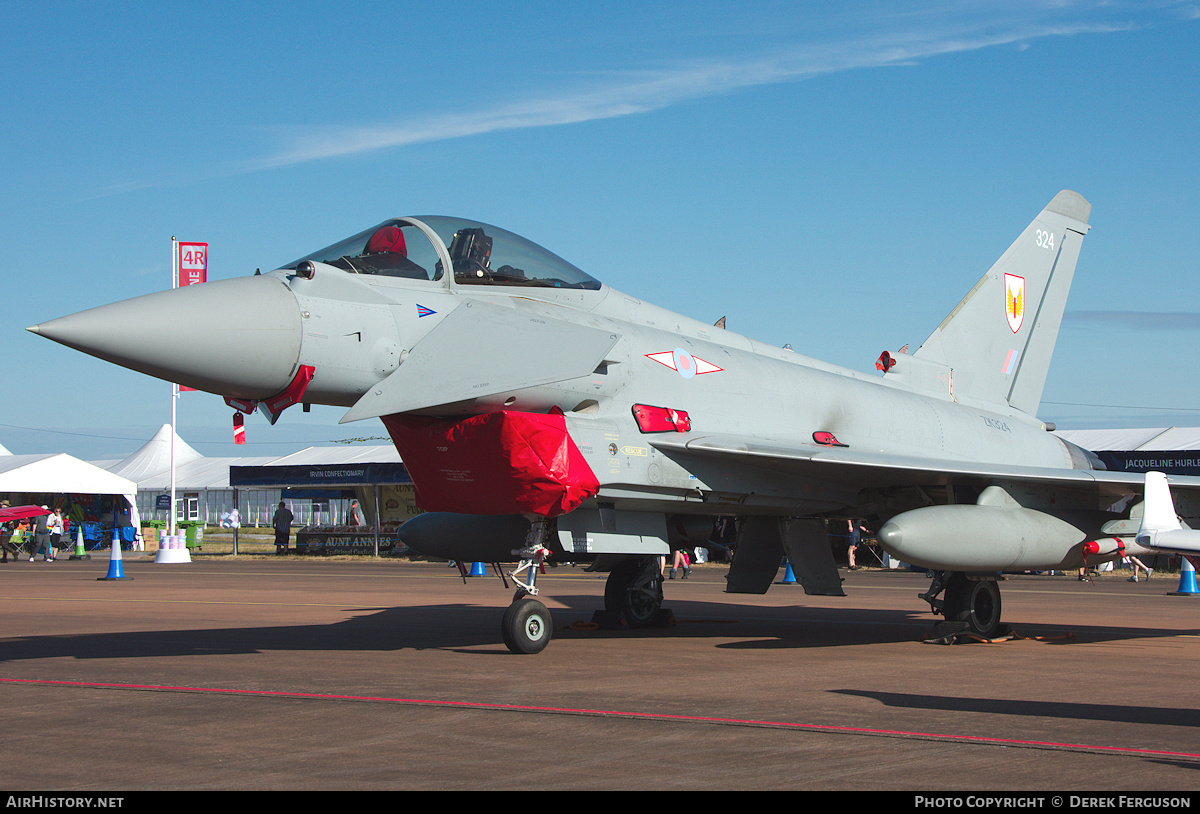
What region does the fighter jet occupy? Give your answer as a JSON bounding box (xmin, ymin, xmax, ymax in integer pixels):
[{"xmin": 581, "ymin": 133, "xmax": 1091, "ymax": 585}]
[{"xmin": 29, "ymin": 191, "xmax": 1200, "ymax": 653}]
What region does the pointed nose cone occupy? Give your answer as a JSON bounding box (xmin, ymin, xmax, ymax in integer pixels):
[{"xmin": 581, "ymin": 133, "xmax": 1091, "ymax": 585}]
[{"xmin": 29, "ymin": 274, "xmax": 303, "ymax": 400}]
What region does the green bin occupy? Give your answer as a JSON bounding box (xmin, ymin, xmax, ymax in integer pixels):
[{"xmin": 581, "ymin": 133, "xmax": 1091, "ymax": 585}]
[{"xmin": 179, "ymin": 522, "xmax": 203, "ymax": 549}]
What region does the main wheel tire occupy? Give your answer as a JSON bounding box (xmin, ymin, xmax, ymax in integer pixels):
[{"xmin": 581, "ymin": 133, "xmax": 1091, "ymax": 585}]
[
  {"xmin": 943, "ymin": 573, "xmax": 1002, "ymax": 637},
  {"xmin": 603, "ymin": 557, "xmax": 663, "ymax": 628},
  {"xmin": 502, "ymin": 597, "xmax": 553, "ymax": 654}
]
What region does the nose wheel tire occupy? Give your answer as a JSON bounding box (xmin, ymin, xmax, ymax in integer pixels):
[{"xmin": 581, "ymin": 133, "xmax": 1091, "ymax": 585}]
[{"xmin": 502, "ymin": 597, "xmax": 553, "ymax": 654}]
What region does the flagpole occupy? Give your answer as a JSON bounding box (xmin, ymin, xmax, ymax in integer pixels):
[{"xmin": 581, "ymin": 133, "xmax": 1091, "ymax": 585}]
[
  {"xmin": 166, "ymin": 237, "xmax": 208, "ymax": 537},
  {"xmin": 170, "ymin": 236, "xmax": 178, "ymax": 538}
]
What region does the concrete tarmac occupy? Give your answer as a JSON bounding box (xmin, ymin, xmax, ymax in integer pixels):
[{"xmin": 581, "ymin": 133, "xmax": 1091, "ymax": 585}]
[{"xmin": 1, "ymin": 555, "xmax": 1198, "ymax": 791}]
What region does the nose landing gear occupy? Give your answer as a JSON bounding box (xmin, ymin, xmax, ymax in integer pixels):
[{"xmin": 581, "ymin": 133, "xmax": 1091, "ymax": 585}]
[{"xmin": 501, "ymin": 518, "xmax": 555, "ymax": 654}]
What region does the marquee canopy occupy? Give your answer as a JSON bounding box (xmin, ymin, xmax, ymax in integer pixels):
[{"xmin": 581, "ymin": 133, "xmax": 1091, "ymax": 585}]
[{"xmin": 0, "ymin": 453, "xmax": 137, "ymax": 499}]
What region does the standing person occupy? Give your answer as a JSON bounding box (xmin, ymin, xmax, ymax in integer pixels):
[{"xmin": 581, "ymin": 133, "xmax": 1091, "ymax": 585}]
[
  {"xmin": 348, "ymin": 500, "xmax": 364, "ymax": 527},
  {"xmin": 34, "ymin": 507, "xmax": 54, "ymax": 562},
  {"xmin": 0, "ymin": 521, "xmax": 15, "ymax": 563},
  {"xmin": 272, "ymin": 501, "xmax": 293, "ymax": 555},
  {"xmin": 49, "ymin": 508, "xmax": 64, "ymax": 556},
  {"xmin": 0, "ymin": 501, "xmax": 17, "ymax": 563},
  {"xmin": 846, "ymin": 518, "xmax": 864, "ymax": 570}
]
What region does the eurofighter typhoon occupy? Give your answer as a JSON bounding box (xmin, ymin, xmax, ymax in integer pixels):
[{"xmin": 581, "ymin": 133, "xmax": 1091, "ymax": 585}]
[{"xmin": 30, "ymin": 191, "xmax": 1200, "ymax": 652}]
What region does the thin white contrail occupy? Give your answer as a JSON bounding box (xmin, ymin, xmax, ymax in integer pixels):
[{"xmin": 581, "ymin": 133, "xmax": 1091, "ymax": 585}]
[{"xmin": 250, "ymin": 16, "xmax": 1131, "ymax": 170}]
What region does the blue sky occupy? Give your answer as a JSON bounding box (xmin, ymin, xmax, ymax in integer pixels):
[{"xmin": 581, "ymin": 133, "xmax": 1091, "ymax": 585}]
[{"xmin": 3, "ymin": 1, "xmax": 1199, "ymax": 460}]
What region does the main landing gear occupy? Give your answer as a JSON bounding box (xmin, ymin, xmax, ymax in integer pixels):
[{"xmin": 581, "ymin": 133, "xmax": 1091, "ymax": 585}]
[
  {"xmin": 920, "ymin": 571, "xmax": 1003, "ymax": 637},
  {"xmin": 602, "ymin": 556, "xmax": 666, "ymax": 628}
]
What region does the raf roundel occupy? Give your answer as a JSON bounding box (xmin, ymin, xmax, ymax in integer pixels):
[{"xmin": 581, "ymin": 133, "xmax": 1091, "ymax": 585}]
[
  {"xmin": 673, "ymin": 348, "xmax": 696, "ymax": 379},
  {"xmin": 645, "ymin": 349, "xmax": 724, "ymax": 378}
]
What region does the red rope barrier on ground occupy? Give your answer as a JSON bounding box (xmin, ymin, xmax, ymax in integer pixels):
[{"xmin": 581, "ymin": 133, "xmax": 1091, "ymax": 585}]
[{"xmin": 4, "ymin": 677, "xmax": 1198, "ymax": 761}]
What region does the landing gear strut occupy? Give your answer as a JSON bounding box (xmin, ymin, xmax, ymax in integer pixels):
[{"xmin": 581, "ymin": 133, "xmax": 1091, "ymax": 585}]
[
  {"xmin": 920, "ymin": 571, "xmax": 1003, "ymax": 637},
  {"xmin": 501, "ymin": 518, "xmax": 555, "ymax": 654}
]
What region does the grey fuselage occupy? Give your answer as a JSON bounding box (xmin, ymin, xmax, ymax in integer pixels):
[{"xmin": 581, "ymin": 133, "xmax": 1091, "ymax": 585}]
[{"xmin": 283, "ymin": 259, "xmax": 1079, "ymax": 519}]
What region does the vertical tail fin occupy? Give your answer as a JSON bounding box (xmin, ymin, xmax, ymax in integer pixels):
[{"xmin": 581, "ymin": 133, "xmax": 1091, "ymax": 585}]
[{"xmin": 912, "ymin": 190, "xmax": 1090, "ymax": 415}]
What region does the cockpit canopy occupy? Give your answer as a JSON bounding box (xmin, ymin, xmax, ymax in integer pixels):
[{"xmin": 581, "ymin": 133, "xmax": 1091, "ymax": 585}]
[{"xmin": 283, "ymin": 216, "xmax": 601, "ymax": 290}]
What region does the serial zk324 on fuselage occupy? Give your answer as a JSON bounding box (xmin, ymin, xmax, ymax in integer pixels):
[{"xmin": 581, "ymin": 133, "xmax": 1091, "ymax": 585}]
[{"xmin": 29, "ymin": 192, "xmax": 1200, "ymax": 653}]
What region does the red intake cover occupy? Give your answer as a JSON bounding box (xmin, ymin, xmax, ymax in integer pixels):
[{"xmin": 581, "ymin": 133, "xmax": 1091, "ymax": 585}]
[{"xmin": 382, "ymin": 408, "xmax": 599, "ymax": 517}]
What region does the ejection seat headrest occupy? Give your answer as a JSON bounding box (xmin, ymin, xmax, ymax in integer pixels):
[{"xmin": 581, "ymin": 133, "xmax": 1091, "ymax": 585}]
[{"xmin": 366, "ymin": 225, "xmax": 407, "ymax": 255}]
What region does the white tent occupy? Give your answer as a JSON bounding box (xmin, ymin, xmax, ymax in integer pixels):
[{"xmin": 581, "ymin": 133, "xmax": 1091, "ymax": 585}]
[
  {"xmin": 0, "ymin": 453, "xmax": 138, "ymax": 525},
  {"xmin": 0, "ymin": 453, "xmax": 136, "ymax": 496},
  {"xmin": 1056, "ymin": 427, "xmax": 1200, "ymax": 451},
  {"xmin": 94, "ymin": 424, "xmax": 406, "ymax": 526},
  {"xmin": 107, "ymin": 423, "xmax": 204, "ymax": 481},
  {"xmin": 131, "ymin": 454, "xmax": 279, "ymax": 524},
  {"xmin": 0, "ymin": 453, "xmax": 141, "ymax": 549}
]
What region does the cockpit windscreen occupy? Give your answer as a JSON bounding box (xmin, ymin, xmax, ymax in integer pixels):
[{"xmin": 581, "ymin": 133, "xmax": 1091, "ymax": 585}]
[{"xmin": 283, "ymin": 217, "xmax": 601, "ymax": 290}]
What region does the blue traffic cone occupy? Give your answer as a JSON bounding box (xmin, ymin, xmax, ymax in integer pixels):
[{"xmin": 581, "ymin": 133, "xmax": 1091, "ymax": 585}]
[
  {"xmin": 469, "ymin": 561, "xmax": 487, "ymax": 577},
  {"xmin": 1170, "ymin": 557, "xmax": 1198, "ymax": 596},
  {"xmin": 781, "ymin": 559, "xmax": 797, "ymax": 585},
  {"xmin": 98, "ymin": 528, "xmax": 131, "ymax": 581}
]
